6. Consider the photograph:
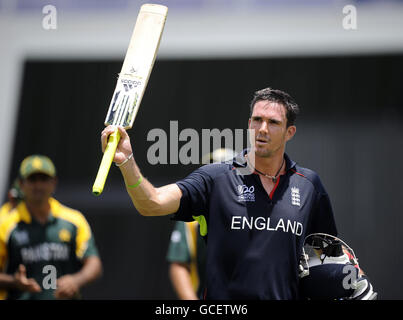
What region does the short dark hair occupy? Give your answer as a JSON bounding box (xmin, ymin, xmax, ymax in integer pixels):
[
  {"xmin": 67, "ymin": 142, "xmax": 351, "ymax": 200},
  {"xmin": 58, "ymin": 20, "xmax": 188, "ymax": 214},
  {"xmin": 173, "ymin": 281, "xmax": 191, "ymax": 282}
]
[{"xmin": 250, "ymin": 88, "xmax": 300, "ymax": 127}]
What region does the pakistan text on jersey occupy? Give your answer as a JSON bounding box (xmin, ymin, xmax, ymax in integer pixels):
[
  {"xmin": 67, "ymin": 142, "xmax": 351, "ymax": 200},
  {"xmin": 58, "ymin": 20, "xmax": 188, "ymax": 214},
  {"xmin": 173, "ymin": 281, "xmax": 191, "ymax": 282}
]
[
  {"xmin": 20, "ymin": 242, "xmax": 70, "ymax": 264},
  {"xmin": 231, "ymin": 216, "xmax": 303, "ymax": 236}
]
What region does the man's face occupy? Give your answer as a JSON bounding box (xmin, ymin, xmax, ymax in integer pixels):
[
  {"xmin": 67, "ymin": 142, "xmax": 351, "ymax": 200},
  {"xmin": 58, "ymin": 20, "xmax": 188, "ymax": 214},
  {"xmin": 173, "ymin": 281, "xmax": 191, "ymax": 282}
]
[
  {"xmin": 20, "ymin": 173, "xmax": 56, "ymax": 205},
  {"xmin": 248, "ymin": 100, "xmax": 296, "ymax": 158}
]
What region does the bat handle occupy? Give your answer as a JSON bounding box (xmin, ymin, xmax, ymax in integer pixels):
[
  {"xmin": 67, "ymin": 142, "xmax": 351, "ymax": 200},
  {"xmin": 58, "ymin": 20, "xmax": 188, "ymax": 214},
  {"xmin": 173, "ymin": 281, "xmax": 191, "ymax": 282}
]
[{"xmin": 92, "ymin": 129, "xmax": 121, "ymax": 196}]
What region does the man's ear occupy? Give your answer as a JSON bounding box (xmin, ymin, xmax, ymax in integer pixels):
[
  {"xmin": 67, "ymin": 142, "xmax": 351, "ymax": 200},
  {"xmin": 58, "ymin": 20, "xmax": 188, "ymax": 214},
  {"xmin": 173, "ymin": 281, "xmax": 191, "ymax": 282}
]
[{"xmin": 286, "ymin": 125, "xmax": 296, "ymax": 142}]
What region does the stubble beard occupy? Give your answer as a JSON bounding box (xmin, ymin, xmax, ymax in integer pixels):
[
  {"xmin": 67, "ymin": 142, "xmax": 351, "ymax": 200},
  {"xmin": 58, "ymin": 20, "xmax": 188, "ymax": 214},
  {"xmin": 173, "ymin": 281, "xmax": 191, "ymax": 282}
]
[
  {"xmin": 253, "ymin": 137, "xmax": 285, "ymax": 160},
  {"xmin": 255, "ymin": 146, "xmax": 273, "ymax": 158}
]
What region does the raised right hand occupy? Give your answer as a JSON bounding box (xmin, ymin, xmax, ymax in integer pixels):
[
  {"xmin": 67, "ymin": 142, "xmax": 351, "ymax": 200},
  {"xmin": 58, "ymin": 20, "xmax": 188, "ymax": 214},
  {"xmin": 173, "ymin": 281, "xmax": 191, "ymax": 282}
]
[{"xmin": 101, "ymin": 125, "xmax": 133, "ymax": 165}]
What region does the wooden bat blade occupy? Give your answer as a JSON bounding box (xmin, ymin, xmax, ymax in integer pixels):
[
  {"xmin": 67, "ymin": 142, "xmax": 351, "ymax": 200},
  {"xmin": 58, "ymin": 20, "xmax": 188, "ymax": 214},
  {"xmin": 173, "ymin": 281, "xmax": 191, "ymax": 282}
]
[
  {"xmin": 92, "ymin": 4, "xmax": 168, "ymax": 196},
  {"xmin": 104, "ymin": 4, "xmax": 168, "ymax": 129}
]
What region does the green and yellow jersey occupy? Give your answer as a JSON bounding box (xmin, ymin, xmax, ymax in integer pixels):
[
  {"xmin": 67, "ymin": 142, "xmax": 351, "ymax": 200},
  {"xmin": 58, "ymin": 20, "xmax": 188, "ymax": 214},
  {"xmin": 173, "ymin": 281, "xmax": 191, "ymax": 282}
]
[
  {"xmin": 0, "ymin": 202, "xmax": 14, "ymax": 224},
  {"xmin": 0, "ymin": 198, "xmax": 98, "ymax": 300},
  {"xmin": 166, "ymin": 221, "xmax": 207, "ymax": 298}
]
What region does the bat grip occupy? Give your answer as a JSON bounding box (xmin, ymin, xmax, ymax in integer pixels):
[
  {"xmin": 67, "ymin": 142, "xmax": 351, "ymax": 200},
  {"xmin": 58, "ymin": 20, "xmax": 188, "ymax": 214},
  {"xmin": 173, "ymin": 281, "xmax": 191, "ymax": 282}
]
[{"xmin": 92, "ymin": 129, "xmax": 121, "ymax": 196}]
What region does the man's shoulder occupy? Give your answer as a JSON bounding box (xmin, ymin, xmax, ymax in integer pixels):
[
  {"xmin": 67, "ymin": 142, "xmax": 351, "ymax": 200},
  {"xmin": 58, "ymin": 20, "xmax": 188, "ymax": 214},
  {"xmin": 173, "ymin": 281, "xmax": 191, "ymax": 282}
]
[
  {"xmin": 291, "ymin": 164, "xmax": 327, "ymax": 195},
  {"xmin": 175, "ymin": 162, "xmax": 235, "ymax": 194},
  {"xmin": 50, "ymin": 198, "xmax": 90, "ymax": 229},
  {"xmin": 0, "ymin": 209, "xmax": 21, "ymax": 242},
  {"xmin": 191, "ymin": 162, "xmax": 234, "ymax": 179},
  {"xmin": 0, "ymin": 202, "xmax": 14, "ymax": 225},
  {"xmin": 0, "ymin": 202, "xmax": 12, "ymax": 215}
]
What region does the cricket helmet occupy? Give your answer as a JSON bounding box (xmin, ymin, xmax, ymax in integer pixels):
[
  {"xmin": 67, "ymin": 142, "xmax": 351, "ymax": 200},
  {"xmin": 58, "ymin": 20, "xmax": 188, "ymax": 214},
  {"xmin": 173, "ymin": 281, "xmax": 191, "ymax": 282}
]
[{"xmin": 298, "ymin": 233, "xmax": 377, "ymax": 300}]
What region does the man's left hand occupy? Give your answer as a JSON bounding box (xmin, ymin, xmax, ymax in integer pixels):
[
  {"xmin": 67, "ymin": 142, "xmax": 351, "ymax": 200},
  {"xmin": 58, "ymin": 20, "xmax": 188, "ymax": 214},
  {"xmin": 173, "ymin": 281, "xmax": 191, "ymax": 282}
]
[{"xmin": 54, "ymin": 274, "xmax": 80, "ymax": 299}]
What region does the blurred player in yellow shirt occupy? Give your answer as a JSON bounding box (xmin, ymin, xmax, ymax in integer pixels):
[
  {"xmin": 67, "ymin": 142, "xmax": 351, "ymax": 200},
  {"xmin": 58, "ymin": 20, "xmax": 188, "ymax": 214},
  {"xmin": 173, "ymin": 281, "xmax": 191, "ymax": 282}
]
[{"xmin": 0, "ymin": 179, "xmax": 24, "ymax": 224}]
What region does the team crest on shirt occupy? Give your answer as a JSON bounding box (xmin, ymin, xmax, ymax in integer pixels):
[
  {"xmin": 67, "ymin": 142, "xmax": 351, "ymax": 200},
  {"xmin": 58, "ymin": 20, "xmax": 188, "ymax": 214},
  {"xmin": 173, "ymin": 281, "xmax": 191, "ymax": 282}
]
[
  {"xmin": 59, "ymin": 229, "xmax": 71, "ymax": 242},
  {"xmin": 237, "ymin": 184, "xmax": 255, "ymax": 202},
  {"xmin": 291, "ymin": 187, "xmax": 301, "ymax": 207}
]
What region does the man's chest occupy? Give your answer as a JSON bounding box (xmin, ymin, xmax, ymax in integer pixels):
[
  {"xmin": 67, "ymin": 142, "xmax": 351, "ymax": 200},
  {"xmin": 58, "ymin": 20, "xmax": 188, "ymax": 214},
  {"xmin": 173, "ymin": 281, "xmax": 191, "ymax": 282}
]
[
  {"xmin": 9, "ymin": 222, "xmax": 76, "ymax": 265},
  {"xmin": 205, "ymin": 174, "xmax": 319, "ymax": 250}
]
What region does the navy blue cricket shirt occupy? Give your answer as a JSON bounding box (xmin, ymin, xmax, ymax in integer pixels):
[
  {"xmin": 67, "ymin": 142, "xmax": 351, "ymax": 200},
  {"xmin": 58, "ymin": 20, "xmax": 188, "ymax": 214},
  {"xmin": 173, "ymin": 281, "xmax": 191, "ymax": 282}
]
[{"xmin": 173, "ymin": 151, "xmax": 337, "ymax": 300}]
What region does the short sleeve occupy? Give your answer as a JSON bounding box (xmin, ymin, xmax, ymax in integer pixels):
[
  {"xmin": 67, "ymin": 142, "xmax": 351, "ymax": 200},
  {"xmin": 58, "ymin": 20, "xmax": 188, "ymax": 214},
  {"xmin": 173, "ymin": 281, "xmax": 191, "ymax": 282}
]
[
  {"xmin": 73, "ymin": 213, "xmax": 99, "ymax": 259},
  {"xmin": 166, "ymin": 221, "xmax": 190, "ymax": 263},
  {"xmin": 173, "ymin": 163, "xmax": 228, "ymax": 222},
  {"xmin": 81, "ymin": 234, "xmax": 99, "ymax": 259},
  {"xmin": 309, "ymin": 192, "xmax": 338, "ymax": 237}
]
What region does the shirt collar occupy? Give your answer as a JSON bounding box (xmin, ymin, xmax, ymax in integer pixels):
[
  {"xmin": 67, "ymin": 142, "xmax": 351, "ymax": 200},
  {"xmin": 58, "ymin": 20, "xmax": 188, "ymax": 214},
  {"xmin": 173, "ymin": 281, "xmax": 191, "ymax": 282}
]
[
  {"xmin": 17, "ymin": 197, "xmax": 61, "ymax": 224},
  {"xmin": 284, "ymin": 153, "xmax": 297, "ymax": 171}
]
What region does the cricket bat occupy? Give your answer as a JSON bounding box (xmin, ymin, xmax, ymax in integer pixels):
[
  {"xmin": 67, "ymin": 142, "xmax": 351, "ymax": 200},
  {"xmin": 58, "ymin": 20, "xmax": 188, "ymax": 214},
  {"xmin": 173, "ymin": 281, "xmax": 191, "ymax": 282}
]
[{"xmin": 92, "ymin": 3, "xmax": 168, "ymax": 196}]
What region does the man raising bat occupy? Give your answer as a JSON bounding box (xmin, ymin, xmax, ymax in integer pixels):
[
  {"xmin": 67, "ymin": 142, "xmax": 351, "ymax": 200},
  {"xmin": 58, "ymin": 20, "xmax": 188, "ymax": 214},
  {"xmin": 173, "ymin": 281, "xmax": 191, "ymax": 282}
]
[
  {"xmin": 92, "ymin": 4, "xmax": 168, "ymax": 195},
  {"xmin": 100, "ymin": 87, "xmax": 344, "ymax": 300}
]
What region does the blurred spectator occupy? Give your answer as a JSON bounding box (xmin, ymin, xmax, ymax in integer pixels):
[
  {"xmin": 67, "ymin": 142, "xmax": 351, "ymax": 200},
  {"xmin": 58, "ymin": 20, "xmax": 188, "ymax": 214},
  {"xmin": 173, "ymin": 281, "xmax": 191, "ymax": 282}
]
[
  {"xmin": 167, "ymin": 220, "xmax": 207, "ymax": 299},
  {"xmin": 0, "ymin": 179, "xmax": 24, "ymax": 223},
  {"xmin": 0, "ymin": 155, "xmax": 102, "ymax": 299}
]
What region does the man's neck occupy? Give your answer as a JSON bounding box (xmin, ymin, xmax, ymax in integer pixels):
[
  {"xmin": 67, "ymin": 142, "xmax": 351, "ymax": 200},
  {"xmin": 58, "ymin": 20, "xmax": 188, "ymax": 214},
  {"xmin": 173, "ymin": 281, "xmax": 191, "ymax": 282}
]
[
  {"xmin": 26, "ymin": 200, "xmax": 51, "ymax": 224},
  {"xmin": 253, "ymin": 151, "xmax": 286, "ymax": 177}
]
